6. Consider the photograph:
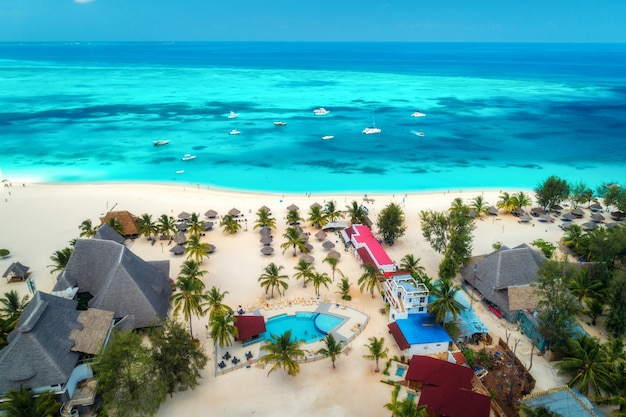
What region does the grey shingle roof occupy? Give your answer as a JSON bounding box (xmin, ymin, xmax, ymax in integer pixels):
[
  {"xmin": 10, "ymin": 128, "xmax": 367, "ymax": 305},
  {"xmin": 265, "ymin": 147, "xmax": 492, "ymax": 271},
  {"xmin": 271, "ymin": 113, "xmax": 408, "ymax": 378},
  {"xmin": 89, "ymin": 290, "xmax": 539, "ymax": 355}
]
[
  {"xmin": 0, "ymin": 292, "xmax": 80, "ymax": 394},
  {"xmin": 53, "ymin": 239, "xmax": 171, "ymax": 329},
  {"xmin": 94, "ymin": 223, "xmax": 126, "ymax": 244},
  {"xmin": 462, "ymin": 243, "xmax": 545, "ymax": 317}
]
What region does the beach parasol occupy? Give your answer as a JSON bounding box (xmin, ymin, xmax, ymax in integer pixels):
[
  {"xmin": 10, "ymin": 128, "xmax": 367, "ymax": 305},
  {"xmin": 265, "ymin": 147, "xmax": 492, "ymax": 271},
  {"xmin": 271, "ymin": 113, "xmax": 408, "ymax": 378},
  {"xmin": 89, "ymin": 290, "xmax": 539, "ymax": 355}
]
[
  {"xmin": 261, "ymin": 246, "xmax": 274, "ymax": 255},
  {"xmin": 303, "ymin": 242, "xmax": 314, "ymax": 252},
  {"xmin": 258, "ymin": 205, "xmax": 271, "ymax": 213},
  {"xmin": 203, "ymin": 221, "xmax": 214, "ymax": 231},
  {"xmin": 589, "ymin": 202, "xmax": 603, "ymax": 211},
  {"xmin": 229, "ymin": 208, "xmax": 241, "ymax": 217},
  {"xmin": 169, "ymin": 244, "xmax": 185, "ymax": 255},
  {"xmin": 591, "ymin": 213, "xmax": 605, "ymax": 223},
  {"xmin": 322, "ymin": 240, "xmax": 335, "ymax": 250},
  {"xmin": 260, "ymin": 236, "xmax": 273, "ymax": 245},
  {"xmin": 572, "ymin": 208, "xmax": 585, "ymax": 217},
  {"xmin": 561, "ymin": 212, "xmax": 576, "ymax": 221},
  {"xmin": 3, "ymin": 262, "xmax": 30, "ymax": 281},
  {"xmin": 582, "ymin": 221, "xmax": 598, "ymax": 231},
  {"xmin": 286, "ymin": 204, "xmax": 299, "ymax": 211},
  {"xmin": 176, "ymin": 223, "xmax": 187, "ymax": 231},
  {"xmin": 315, "ymin": 230, "xmax": 327, "ymax": 240},
  {"xmin": 206, "ymin": 244, "xmax": 216, "ymax": 254},
  {"xmin": 259, "ymin": 226, "xmax": 272, "ymax": 236},
  {"xmin": 539, "ymin": 214, "xmax": 554, "ymax": 223},
  {"xmin": 299, "ymin": 254, "xmax": 314, "ymax": 264},
  {"xmin": 177, "ymin": 211, "xmax": 191, "ymax": 221},
  {"xmin": 205, "ymin": 209, "xmax": 218, "ymax": 218},
  {"xmin": 487, "ymin": 206, "xmax": 498, "ymax": 216},
  {"xmin": 310, "ymin": 202, "xmax": 322, "ymax": 209},
  {"xmin": 174, "ymin": 231, "xmax": 187, "ymax": 245},
  {"xmin": 519, "ymin": 213, "xmax": 532, "ymax": 223},
  {"xmin": 327, "ymin": 250, "xmax": 341, "ymax": 259}
]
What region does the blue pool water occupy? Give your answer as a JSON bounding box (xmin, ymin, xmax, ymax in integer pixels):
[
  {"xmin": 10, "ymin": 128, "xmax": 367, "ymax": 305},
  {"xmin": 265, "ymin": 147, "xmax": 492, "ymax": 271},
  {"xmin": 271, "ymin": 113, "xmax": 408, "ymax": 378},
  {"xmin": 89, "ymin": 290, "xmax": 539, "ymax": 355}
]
[
  {"xmin": 263, "ymin": 312, "xmax": 343, "ymax": 344},
  {"xmin": 396, "ymin": 367, "xmax": 406, "ymax": 377}
]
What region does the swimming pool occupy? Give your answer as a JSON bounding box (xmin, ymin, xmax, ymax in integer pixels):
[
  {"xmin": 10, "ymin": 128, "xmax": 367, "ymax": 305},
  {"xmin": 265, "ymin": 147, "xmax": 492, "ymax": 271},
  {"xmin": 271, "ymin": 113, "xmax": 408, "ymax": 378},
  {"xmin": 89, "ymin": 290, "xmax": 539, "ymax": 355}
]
[{"xmin": 263, "ymin": 312, "xmax": 344, "ymax": 344}]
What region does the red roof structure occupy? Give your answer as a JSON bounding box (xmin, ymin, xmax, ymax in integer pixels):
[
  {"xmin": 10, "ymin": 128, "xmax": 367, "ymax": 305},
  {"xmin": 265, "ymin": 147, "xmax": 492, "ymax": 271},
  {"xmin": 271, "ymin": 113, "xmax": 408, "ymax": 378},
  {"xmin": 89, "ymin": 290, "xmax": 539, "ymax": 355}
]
[
  {"xmin": 349, "ymin": 225, "xmax": 395, "ymax": 272},
  {"xmin": 234, "ymin": 316, "xmax": 266, "ymax": 341},
  {"xmin": 405, "ymin": 356, "xmax": 491, "ymax": 417},
  {"xmin": 388, "ymin": 322, "xmax": 410, "ymax": 350}
]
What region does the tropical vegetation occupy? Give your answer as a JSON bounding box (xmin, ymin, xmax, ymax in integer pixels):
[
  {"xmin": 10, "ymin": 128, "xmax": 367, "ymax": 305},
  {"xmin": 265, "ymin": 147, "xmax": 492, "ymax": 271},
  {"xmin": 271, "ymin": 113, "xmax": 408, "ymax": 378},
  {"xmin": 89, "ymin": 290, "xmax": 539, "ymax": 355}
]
[
  {"xmin": 0, "ymin": 386, "xmax": 60, "ymax": 417},
  {"xmin": 258, "ymin": 262, "xmax": 289, "ymax": 298},
  {"xmin": 376, "ymin": 202, "xmax": 406, "ymax": 244},
  {"xmin": 259, "ymin": 330, "xmax": 305, "ymax": 376},
  {"xmin": 363, "ymin": 336, "xmax": 389, "ymax": 372},
  {"xmin": 317, "ymin": 333, "xmax": 344, "ymax": 368},
  {"xmin": 280, "ymin": 226, "xmax": 308, "ymax": 257}
]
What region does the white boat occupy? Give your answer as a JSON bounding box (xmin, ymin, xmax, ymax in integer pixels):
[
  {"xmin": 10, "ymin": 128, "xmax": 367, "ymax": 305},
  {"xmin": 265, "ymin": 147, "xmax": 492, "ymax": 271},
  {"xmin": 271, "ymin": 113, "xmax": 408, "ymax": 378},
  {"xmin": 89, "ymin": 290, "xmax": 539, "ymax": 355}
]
[
  {"xmin": 153, "ymin": 140, "xmax": 170, "ymax": 146},
  {"xmin": 322, "ymin": 135, "xmax": 334, "ymax": 140},
  {"xmin": 175, "ymin": 170, "xmax": 185, "ymax": 174},
  {"xmin": 313, "ymin": 107, "xmax": 330, "ymax": 116},
  {"xmin": 411, "ymin": 111, "xmax": 426, "ymax": 118},
  {"xmin": 227, "ymin": 111, "xmax": 239, "ymax": 119},
  {"xmin": 362, "ymin": 127, "xmax": 381, "ymax": 135},
  {"xmin": 181, "ymin": 154, "xmax": 196, "ymax": 161},
  {"xmin": 229, "ymin": 129, "xmax": 241, "ymax": 135},
  {"xmin": 410, "ymin": 130, "xmax": 425, "ymax": 137},
  {"xmin": 273, "ymin": 121, "xmax": 287, "ymax": 126}
]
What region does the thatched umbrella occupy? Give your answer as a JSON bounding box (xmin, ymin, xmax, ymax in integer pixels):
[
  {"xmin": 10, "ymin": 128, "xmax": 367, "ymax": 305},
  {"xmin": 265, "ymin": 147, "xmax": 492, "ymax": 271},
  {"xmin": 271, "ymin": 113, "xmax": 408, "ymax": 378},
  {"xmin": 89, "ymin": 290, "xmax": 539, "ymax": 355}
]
[
  {"xmin": 174, "ymin": 231, "xmax": 187, "ymax": 245},
  {"xmin": 259, "ymin": 205, "xmax": 271, "ymax": 213},
  {"xmin": 3, "ymin": 262, "xmax": 30, "ymax": 281},
  {"xmin": 487, "ymin": 206, "xmax": 498, "ymax": 216},
  {"xmin": 206, "ymin": 244, "xmax": 216, "ymax": 254},
  {"xmin": 519, "ymin": 213, "xmax": 532, "ymax": 223},
  {"xmin": 591, "ymin": 213, "xmax": 605, "ymax": 223},
  {"xmin": 560, "ymin": 222, "xmax": 573, "ymax": 230},
  {"xmin": 322, "ymin": 240, "xmax": 335, "ymax": 250},
  {"xmin": 512, "ymin": 208, "xmax": 525, "ymax": 217},
  {"xmin": 310, "ymin": 202, "xmax": 322, "ymax": 209},
  {"xmin": 561, "ymin": 212, "xmax": 576, "ymax": 221},
  {"xmin": 259, "ymin": 226, "xmax": 272, "ymax": 236},
  {"xmin": 327, "ymin": 250, "xmax": 341, "ymax": 259},
  {"xmin": 572, "ymin": 208, "xmax": 585, "ymax": 217},
  {"xmin": 177, "ymin": 211, "xmax": 191, "ymax": 221},
  {"xmin": 539, "ymin": 214, "xmax": 554, "ymax": 223},
  {"xmin": 300, "ymin": 232, "xmax": 309, "ymax": 241},
  {"xmin": 170, "ymin": 244, "xmax": 185, "ymax": 255},
  {"xmin": 590, "ymin": 202, "xmax": 603, "ymax": 211},
  {"xmin": 261, "ymin": 246, "xmax": 274, "ymax": 255},
  {"xmin": 176, "ymin": 223, "xmax": 187, "ymax": 232},
  {"xmin": 582, "ymin": 221, "xmax": 598, "ymax": 231},
  {"xmin": 303, "ymin": 242, "xmax": 314, "ymax": 252},
  {"xmin": 205, "ymin": 209, "xmax": 218, "ymax": 218},
  {"xmin": 300, "ymin": 254, "xmax": 314, "ymax": 264},
  {"xmin": 531, "ymin": 207, "xmax": 547, "ymax": 216},
  {"xmin": 553, "ymin": 204, "xmax": 563, "ymax": 211},
  {"xmin": 260, "ymin": 236, "xmax": 273, "ymax": 245},
  {"xmin": 229, "ymin": 208, "xmax": 241, "ymax": 217},
  {"xmin": 203, "ymin": 221, "xmax": 214, "ymax": 231},
  {"xmin": 606, "ymin": 222, "xmax": 619, "ymax": 229},
  {"xmin": 315, "ymin": 230, "xmax": 327, "ymax": 240},
  {"xmin": 286, "ymin": 204, "xmax": 299, "ymax": 211}
]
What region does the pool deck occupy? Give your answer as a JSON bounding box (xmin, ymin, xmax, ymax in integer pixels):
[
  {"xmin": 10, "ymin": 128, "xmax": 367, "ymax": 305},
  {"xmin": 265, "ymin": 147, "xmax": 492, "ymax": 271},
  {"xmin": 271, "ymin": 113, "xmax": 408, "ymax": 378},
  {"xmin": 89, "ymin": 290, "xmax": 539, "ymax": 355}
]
[{"xmin": 213, "ymin": 300, "xmax": 369, "ymax": 376}]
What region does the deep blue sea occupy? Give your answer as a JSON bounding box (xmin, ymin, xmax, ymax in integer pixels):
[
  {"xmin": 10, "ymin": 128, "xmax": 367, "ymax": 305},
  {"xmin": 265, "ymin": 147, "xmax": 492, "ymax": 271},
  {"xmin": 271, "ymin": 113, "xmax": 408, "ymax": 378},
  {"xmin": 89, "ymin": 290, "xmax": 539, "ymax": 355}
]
[{"xmin": 1, "ymin": 42, "xmax": 625, "ymax": 193}]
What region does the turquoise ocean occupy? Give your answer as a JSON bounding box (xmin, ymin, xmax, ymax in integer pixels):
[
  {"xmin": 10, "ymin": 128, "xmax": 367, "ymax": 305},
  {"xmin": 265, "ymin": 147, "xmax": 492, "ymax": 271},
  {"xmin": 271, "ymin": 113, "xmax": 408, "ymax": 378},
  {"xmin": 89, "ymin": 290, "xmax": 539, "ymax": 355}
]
[{"xmin": 0, "ymin": 42, "xmax": 625, "ymax": 193}]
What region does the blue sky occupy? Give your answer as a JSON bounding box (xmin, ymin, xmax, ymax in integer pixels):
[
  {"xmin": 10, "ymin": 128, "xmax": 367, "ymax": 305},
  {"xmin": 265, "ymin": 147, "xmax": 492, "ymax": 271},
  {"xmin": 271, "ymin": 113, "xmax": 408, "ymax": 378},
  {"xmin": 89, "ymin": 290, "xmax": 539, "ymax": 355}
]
[{"xmin": 1, "ymin": 0, "xmax": 625, "ymax": 42}]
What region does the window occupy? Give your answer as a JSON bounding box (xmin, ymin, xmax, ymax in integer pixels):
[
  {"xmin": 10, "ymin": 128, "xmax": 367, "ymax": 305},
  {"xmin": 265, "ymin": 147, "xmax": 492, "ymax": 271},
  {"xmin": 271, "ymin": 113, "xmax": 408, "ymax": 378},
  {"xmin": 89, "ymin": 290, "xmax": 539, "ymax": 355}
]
[
  {"xmin": 419, "ymin": 297, "xmax": 426, "ymax": 303},
  {"xmin": 418, "ymin": 307, "xmax": 424, "ymax": 312}
]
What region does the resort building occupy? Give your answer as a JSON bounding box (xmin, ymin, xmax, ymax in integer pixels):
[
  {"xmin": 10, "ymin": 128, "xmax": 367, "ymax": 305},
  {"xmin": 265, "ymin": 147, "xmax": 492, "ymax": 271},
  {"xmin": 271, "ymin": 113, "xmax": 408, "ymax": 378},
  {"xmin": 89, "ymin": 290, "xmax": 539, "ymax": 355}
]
[
  {"xmin": 53, "ymin": 238, "xmax": 172, "ymax": 330},
  {"xmin": 341, "ymin": 224, "xmax": 395, "ymax": 273},
  {"xmin": 405, "ymin": 355, "xmax": 491, "ymax": 417},
  {"xmin": 461, "ymin": 243, "xmax": 545, "ymax": 321},
  {"xmin": 0, "ymin": 291, "xmax": 114, "ymax": 409},
  {"xmin": 521, "ymin": 386, "xmax": 604, "ymax": 417},
  {"xmin": 382, "ymin": 272, "xmax": 429, "ymax": 321},
  {"xmin": 98, "ymin": 210, "xmax": 140, "ymax": 238}
]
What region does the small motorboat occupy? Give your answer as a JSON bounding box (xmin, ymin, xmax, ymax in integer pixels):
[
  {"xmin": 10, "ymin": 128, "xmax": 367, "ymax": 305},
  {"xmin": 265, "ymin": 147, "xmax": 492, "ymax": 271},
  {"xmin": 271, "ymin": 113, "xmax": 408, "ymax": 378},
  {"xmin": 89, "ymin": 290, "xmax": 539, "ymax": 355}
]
[
  {"xmin": 229, "ymin": 129, "xmax": 241, "ymax": 135},
  {"xmin": 410, "ymin": 130, "xmax": 425, "ymax": 137},
  {"xmin": 313, "ymin": 107, "xmax": 330, "ymax": 116},
  {"xmin": 181, "ymin": 154, "xmax": 196, "ymax": 161},
  {"xmin": 411, "ymin": 111, "xmax": 426, "ymax": 118},
  {"xmin": 273, "ymin": 121, "xmax": 287, "ymax": 126},
  {"xmin": 322, "ymin": 135, "xmax": 334, "ymax": 140},
  {"xmin": 175, "ymin": 170, "xmax": 185, "ymax": 174},
  {"xmin": 227, "ymin": 111, "xmax": 239, "ymax": 119},
  {"xmin": 362, "ymin": 127, "xmax": 381, "ymax": 135},
  {"xmin": 153, "ymin": 140, "xmax": 170, "ymax": 146}
]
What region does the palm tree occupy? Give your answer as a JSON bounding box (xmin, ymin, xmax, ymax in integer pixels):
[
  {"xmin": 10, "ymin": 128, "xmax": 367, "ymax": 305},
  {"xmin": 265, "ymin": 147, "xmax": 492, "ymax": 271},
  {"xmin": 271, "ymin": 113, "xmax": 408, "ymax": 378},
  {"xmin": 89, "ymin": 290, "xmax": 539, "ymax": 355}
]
[
  {"xmin": 428, "ymin": 279, "xmax": 466, "ymax": 326},
  {"xmin": 258, "ymin": 263, "xmax": 289, "ymax": 298},
  {"xmin": 308, "ymin": 205, "xmax": 327, "ymax": 229},
  {"xmin": 399, "ymin": 254, "xmax": 425, "ymax": 278},
  {"xmin": 170, "ymin": 276, "xmax": 208, "ymax": 338},
  {"xmin": 186, "ymin": 212, "xmax": 205, "ymax": 237},
  {"xmin": 179, "ymin": 259, "xmax": 207, "ymax": 282},
  {"xmin": 385, "ymin": 385, "xmax": 428, "ymax": 417},
  {"xmin": 323, "ymin": 255, "xmax": 341, "ymax": 282},
  {"xmin": 567, "ymin": 268, "xmax": 602, "ymax": 304},
  {"xmin": 209, "ymin": 310, "xmax": 238, "ymax": 348},
  {"xmin": 336, "ymin": 273, "xmax": 352, "ymax": 301},
  {"xmin": 0, "ymin": 386, "xmax": 60, "ymax": 417},
  {"xmin": 220, "ymin": 214, "xmax": 242, "ymax": 234},
  {"xmin": 78, "ymin": 219, "xmax": 97, "ymax": 238},
  {"xmin": 517, "ymin": 404, "xmax": 564, "ymax": 417},
  {"xmin": 48, "ymin": 246, "xmax": 73, "ymax": 274},
  {"xmin": 363, "ymin": 336, "xmax": 389, "ymax": 372},
  {"xmin": 310, "ymin": 271, "xmax": 332, "ymax": 297},
  {"xmin": 280, "ymin": 226, "xmax": 308, "ymax": 257},
  {"xmin": 259, "ymin": 330, "xmax": 305, "ymax": 376},
  {"xmin": 562, "ymin": 224, "xmax": 585, "ymax": 252},
  {"xmin": 107, "ymin": 217, "xmax": 124, "ymax": 235},
  {"xmin": 497, "ymin": 191, "xmax": 513, "ymax": 214},
  {"xmin": 514, "ymin": 191, "xmax": 533, "ymax": 210},
  {"xmin": 595, "ymin": 362, "xmax": 626, "ymax": 417},
  {"xmin": 137, "ymin": 213, "xmax": 158, "ymax": 240},
  {"xmin": 184, "ymin": 234, "xmax": 211, "ymax": 264},
  {"xmin": 358, "ymin": 263, "xmax": 383, "ymax": 298},
  {"xmin": 293, "ymin": 259, "xmax": 315, "ymax": 288},
  {"xmin": 346, "ymin": 200, "xmax": 366, "ymax": 224},
  {"xmin": 555, "ymin": 335, "xmax": 612, "ymax": 396},
  {"xmin": 204, "ymin": 286, "xmax": 232, "ymax": 321},
  {"xmin": 317, "ymin": 333, "xmax": 344, "ymax": 368},
  {"xmin": 157, "ymin": 214, "xmax": 177, "ymax": 238},
  {"xmin": 254, "ymin": 208, "xmax": 276, "ymax": 230},
  {"xmin": 324, "ymin": 200, "xmax": 343, "ymax": 222},
  {"xmin": 0, "ymin": 290, "xmax": 30, "ymax": 329},
  {"xmin": 583, "ymin": 296, "xmax": 605, "ymax": 326},
  {"xmin": 470, "ymin": 195, "xmax": 489, "ymax": 218},
  {"xmin": 286, "ymin": 209, "xmax": 303, "ymax": 226}
]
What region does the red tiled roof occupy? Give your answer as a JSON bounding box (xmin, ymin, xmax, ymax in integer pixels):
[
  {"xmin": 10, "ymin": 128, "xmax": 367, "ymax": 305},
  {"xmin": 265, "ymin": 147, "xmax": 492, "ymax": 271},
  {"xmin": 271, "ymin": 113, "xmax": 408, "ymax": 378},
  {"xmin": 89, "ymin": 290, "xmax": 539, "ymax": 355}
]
[
  {"xmin": 356, "ymin": 247, "xmax": 376, "ymax": 269},
  {"xmin": 405, "ymin": 355, "xmax": 473, "ymax": 390},
  {"xmin": 419, "ymin": 385, "xmax": 491, "ymax": 417},
  {"xmin": 234, "ymin": 315, "xmax": 266, "ymax": 341},
  {"xmin": 352, "ymin": 225, "xmax": 394, "ymax": 269},
  {"xmin": 388, "ymin": 322, "xmax": 410, "ymax": 350}
]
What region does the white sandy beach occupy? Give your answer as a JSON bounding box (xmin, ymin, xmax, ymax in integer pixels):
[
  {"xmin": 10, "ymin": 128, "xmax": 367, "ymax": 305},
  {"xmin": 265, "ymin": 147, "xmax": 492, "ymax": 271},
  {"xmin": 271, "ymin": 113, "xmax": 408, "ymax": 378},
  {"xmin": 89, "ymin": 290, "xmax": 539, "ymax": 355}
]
[{"xmin": 0, "ymin": 182, "xmax": 585, "ymax": 416}]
